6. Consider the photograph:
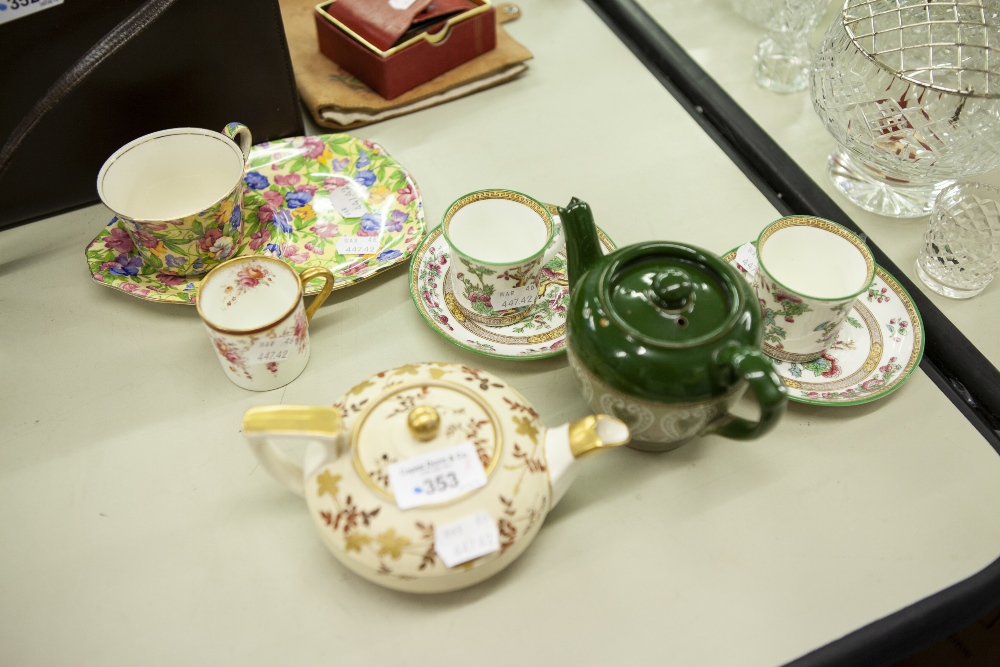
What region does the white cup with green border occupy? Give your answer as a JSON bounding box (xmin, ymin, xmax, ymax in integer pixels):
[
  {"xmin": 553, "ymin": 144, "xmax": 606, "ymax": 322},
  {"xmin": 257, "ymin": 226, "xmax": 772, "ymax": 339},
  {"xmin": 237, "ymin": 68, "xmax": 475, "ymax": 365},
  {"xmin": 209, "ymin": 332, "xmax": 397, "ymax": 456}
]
[
  {"xmin": 752, "ymin": 215, "xmax": 876, "ymax": 363},
  {"xmin": 442, "ymin": 189, "xmax": 565, "ymax": 327}
]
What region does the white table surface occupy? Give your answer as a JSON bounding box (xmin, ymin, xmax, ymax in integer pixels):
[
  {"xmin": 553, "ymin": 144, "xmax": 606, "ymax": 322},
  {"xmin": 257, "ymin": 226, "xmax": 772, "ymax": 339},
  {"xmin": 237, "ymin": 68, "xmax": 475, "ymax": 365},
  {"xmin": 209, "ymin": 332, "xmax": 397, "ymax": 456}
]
[
  {"xmin": 3, "ymin": 1, "xmax": 1000, "ymax": 665},
  {"xmin": 636, "ymin": 0, "xmax": 1000, "ymax": 368}
]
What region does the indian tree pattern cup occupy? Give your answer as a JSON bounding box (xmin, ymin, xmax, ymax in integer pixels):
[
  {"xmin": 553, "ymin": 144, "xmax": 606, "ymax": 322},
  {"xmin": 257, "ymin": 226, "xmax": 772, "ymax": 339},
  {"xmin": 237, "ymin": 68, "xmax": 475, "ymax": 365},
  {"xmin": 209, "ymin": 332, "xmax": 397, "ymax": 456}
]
[
  {"xmin": 753, "ymin": 216, "xmax": 875, "ymax": 362},
  {"xmin": 916, "ymin": 182, "xmax": 1000, "ymax": 300},
  {"xmin": 442, "ymin": 189, "xmax": 565, "ymax": 326},
  {"xmin": 197, "ymin": 256, "xmax": 334, "ymax": 391},
  {"xmin": 97, "ymin": 123, "xmax": 253, "ymax": 277}
]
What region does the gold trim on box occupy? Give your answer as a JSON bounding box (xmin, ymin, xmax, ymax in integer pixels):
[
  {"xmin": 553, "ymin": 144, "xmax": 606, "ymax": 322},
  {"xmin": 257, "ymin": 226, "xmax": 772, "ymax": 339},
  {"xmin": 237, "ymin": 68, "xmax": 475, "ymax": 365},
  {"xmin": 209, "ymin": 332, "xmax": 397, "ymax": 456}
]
[{"xmin": 315, "ymin": 0, "xmax": 492, "ymax": 58}]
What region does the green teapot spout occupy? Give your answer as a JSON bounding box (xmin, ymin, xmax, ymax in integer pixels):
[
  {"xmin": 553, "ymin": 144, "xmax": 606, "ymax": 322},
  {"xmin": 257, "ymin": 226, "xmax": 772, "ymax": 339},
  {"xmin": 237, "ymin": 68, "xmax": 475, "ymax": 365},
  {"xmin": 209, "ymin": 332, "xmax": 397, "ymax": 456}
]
[{"xmin": 558, "ymin": 197, "xmax": 604, "ymax": 292}]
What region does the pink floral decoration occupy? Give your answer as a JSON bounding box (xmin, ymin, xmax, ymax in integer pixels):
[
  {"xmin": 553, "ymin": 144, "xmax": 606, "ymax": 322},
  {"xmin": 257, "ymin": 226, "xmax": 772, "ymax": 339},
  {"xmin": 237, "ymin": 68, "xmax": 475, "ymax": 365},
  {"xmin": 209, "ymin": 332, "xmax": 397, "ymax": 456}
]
[
  {"xmin": 249, "ymin": 227, "xmax": 272, "ymax": 251},
  {"xmin": 237, "ymin": 265, "xmax": 267, "ymax": 288},
  {"xmin": 104, "ymin": 227, "xmax": 134, "ymax": 253},
  {"xmin": 396, "ymin": 184, "xmax": 417, "ymax": 205},
  {"xmin": 309, "ymin": 221, "xmax": 339, "ymax": 238},
  {"xmin": 282, "ymin": 243, "xmax": 309, "ymax": 264},
  {"xmin": 274, "ymin": 173, "xmax": 301, "ymax": 187},
  {"xmin": 198, "ymin": 228, "xmax": 222, "ymax": 252},
  {"xmin": 156, "ymin": 272, "xmax": 186, "ymax": 286},
  {"xmin": 301, "ymin": 136, "xmax": 325, "ymax": 158},
  {"xmin": 263, "ymin": 190, "xmax": 285, "ymax": 208},
  {"xmin": 133, "ymin": 229, "xmax": 158, "ymax": 249}
]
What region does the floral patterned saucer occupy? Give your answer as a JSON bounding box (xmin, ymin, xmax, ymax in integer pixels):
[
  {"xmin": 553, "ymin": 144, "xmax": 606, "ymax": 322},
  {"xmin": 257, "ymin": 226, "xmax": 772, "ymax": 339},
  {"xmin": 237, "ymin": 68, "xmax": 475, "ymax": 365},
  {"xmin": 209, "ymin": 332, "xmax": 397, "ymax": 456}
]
[
  {"xmin": 410, "ymin": 218, "xmax": 615, "ymax": 360},
  {"xmin": 85, "ymin": 134, "xmax": 424, "ymax": 304},
  {"xmin": 724, "ymin": 244, "xmax": 924, "ymax": 406}
]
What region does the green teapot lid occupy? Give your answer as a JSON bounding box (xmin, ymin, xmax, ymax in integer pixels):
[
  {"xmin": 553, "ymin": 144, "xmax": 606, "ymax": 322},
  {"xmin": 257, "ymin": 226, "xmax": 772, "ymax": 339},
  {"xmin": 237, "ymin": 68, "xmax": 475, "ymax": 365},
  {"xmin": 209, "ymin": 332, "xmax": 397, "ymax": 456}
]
[{"xmin": 602, "ymin": 244, "xmax": 740, "ymax": 347}]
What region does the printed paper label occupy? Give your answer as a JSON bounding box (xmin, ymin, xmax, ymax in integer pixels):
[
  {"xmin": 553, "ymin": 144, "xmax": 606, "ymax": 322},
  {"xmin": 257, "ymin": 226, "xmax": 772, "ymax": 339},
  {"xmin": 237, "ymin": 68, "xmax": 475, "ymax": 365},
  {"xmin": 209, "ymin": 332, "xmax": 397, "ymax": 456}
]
[
  {"xmin": 735, "ymin": 242, "xmax": 759, "ymax": 276},
  {"xmin": 434, "ymin": 511, "xmax": 500, "ymax": 568},
  {"xmin": 0, "ymin": 0, "xmax": 63, "ymax": 26},
  {"xmin": 387, "ymin": 442, "xmax": 487, "ymax": 510},
  {"xmin": 492, "ymin": 284, "xmax": 537, "ymax": 311},
  {"xmin": 388, "ymin": 0, "xmax": 417, "ymax": 10},
  {"xmin": 245, "ymin": 336, "xmax": 296, "ymax": 366},
  {"xmin": 329, "ymin": 186, "xmax": 367, "ymax": 219},
  {"xmin": 336, "ymin": 235, "xmax": 381, "ymax": 256}
]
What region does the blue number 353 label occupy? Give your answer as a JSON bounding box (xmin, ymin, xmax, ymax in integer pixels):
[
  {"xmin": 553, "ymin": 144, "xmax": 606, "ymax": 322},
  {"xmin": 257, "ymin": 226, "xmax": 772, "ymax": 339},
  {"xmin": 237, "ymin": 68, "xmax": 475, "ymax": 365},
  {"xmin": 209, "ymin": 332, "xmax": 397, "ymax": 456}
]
[{"xmin": 0, "ymin": 0, "xmax": 64, "ymax": 26}]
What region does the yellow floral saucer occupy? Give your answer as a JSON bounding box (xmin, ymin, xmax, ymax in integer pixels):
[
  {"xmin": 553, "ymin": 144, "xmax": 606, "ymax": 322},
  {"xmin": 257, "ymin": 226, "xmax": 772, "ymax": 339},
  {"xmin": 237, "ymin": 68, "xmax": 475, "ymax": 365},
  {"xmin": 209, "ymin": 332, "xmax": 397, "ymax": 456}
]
[{"xmin": 85, "ymin": 134, "xmax": 424, "ymax": 304}]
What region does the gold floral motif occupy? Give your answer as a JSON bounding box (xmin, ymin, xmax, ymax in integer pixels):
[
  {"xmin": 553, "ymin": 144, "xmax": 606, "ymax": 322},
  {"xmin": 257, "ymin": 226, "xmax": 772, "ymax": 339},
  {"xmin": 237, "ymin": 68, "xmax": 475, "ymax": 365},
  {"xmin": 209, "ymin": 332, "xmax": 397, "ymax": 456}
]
[
  {"xmin": 348, "ymin": 379, "xmax": 375, "ymax": 396},
  {"xmin": 317, "ymin": 471, "xmax": 341, "ymax": 498},
  {"xmin": 376, "ymin": 529, "xmax": 411, "ymax": 559},
  {"xmin": 512, "ymin": 415, "xmax": 539, "ymax": 444},
  {"xmin": 344, "ymin": 533, "xmax": 372, "ymax": 553}
]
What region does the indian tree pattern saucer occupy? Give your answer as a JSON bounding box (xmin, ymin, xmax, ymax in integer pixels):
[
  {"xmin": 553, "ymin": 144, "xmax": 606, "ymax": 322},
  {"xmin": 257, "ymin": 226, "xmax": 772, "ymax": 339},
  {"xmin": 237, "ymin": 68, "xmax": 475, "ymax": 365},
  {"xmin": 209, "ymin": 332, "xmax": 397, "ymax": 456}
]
[
  {"xmin": 85, "ymin": 134, "xmax": 424, "ymax": 304},
  {"xmin": 724, "ymin": 243, "xmax": 924, "ymax": 406},
  {"xmin": 410, "ymin": 220, "xmax": 616, "ymax": 360}
]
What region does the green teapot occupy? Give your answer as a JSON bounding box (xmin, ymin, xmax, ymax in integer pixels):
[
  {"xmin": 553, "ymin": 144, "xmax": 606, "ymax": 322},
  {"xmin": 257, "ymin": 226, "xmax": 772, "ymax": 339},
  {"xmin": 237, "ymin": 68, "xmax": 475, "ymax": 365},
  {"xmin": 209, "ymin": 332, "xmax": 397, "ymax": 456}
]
[{"xmin": 560, "ymin": 198, "xmax": 787, "ymax": 452}]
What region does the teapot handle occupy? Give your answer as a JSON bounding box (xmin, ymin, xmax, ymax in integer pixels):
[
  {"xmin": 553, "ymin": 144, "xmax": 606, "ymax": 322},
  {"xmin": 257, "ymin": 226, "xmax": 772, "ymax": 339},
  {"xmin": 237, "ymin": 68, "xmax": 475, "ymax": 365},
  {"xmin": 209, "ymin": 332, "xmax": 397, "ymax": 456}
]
[
  {"xmin": 242, "ymin": 406, "xmax": 343, "ymax": 497},
  {"xmin": 711, "ymin": 346, "xmax": 787, "ymax": 440}
]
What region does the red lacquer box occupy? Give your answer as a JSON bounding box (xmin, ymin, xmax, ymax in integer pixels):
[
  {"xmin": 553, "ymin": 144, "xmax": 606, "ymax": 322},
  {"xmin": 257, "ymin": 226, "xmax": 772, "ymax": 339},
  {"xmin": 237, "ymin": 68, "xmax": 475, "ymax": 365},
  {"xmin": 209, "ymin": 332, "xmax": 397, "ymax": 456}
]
[{"xmin": 314, "ymin": 0, "xmax": 497, "ymax": 100}]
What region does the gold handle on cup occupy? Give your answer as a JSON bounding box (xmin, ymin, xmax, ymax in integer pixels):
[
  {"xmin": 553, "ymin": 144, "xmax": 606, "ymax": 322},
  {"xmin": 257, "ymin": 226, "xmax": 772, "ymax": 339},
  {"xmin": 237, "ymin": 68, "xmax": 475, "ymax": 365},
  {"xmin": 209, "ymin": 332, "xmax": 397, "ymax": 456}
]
[{"xmin": 299, "ymin": 267, "xmax": 335, "ymax": 322}]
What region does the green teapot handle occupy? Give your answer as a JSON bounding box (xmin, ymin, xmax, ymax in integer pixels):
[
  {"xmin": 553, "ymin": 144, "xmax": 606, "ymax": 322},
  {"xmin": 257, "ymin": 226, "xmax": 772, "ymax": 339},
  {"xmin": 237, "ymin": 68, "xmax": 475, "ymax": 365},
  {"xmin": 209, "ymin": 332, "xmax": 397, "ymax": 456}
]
[{"xmin": 711, "ymin": 345, "xmax": 787, "ymax": 440}]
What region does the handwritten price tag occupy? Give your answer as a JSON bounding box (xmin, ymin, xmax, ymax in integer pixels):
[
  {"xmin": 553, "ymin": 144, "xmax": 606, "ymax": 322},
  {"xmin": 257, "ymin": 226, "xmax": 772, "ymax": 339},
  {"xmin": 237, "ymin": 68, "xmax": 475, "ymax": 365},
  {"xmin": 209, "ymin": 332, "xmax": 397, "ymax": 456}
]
[
  {"xmin": 329, "ymin": 186, "xmax": 367, "ymax": 219},
  {"xmin": 246, "ymin": 336, "xmax": 296, "ymax": 366},
  {"xmin": 387, "ymin": 442, "xmax": 487, "ymax": 510},
  {"xmin": 434, "ymin": 511, "xmax": 500, "ymax": 568},
  {"xmin": 735, "ymin": 242, "xmax": 759, "ymax": 276},
  {"xmin": 336, "ymin": 235, "xmax": 381, "ymax": 256},
  {"xmin": 492, "ymin": 284, "xmax": 537, "ymax": 311}
]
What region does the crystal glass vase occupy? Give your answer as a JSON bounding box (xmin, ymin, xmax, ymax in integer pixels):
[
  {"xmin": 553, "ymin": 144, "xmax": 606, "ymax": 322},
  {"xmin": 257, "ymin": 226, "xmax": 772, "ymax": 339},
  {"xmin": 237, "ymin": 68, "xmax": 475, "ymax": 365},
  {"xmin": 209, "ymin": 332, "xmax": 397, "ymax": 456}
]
[
  {"xmin": 917, "ymin": 182, "xmax": 1000, "ymax": 298},
  {"xmin": 810, "ymin": 0, "xmax": 1000, "ymax": 218},
  {"xmin": 751, "ymin": 0, "xmax": 831, "ymax": 93}
]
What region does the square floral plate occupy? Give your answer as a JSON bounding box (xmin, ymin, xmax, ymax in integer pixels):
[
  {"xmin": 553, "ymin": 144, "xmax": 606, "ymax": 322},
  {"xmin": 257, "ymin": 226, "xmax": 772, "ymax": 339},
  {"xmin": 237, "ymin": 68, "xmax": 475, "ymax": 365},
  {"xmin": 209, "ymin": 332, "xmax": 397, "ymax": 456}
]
[
  {"xmin": 724, "ymin": 243, "xmax": 925, "ymax": 406},
  {"xmin": 85, "ymin": 135, "xmax": 424, "ymax": 304},
  {"xmin": 410, "ymin": 210, "xmax": 616, "ymax": 361}
]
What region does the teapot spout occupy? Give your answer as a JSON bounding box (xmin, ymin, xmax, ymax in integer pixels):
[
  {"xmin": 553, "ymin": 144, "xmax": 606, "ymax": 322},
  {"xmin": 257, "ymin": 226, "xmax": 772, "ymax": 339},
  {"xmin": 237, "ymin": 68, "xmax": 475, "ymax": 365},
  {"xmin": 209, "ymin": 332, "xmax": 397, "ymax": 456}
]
[
  {"xmin": 558, "ymin": 197, "xmax": 604, "ymax": 292},
  {"xmin": 545, "ymin": 414, "xmax": 630, "ymax": 506}
]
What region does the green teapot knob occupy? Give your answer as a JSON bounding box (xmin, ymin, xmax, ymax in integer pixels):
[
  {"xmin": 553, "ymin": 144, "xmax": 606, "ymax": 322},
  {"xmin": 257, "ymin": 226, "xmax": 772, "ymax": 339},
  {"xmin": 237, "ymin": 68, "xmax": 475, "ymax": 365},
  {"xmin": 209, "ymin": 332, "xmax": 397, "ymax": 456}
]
[{"xmin": 649, "ymin": 268, "xmax": 693, "ymax": 311}]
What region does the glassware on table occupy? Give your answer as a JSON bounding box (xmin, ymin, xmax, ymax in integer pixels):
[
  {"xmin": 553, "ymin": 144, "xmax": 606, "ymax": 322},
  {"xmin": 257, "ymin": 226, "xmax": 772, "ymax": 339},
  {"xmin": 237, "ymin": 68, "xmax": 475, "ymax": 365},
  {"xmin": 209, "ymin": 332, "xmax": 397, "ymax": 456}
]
[
  {"xmin": 810, "ymin": 0, "xmax": 1000, "ymax": 218},
  {"xmin": 916, "ymin": 182, "xmax": 1000, "ymax": 299},
  {"xmin": 730, "ymin": 0, "xmax": 770, "ymax": 27},
  {"xmin": 750, "ymin": 0, "xmax": 830, "ymax": 93}
]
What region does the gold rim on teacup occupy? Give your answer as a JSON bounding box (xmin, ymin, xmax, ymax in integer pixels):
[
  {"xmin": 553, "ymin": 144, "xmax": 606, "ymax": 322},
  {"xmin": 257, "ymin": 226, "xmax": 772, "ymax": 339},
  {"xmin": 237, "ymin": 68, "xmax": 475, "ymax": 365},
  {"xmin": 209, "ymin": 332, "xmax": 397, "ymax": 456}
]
[
  {"xmin": 756, "ymin": 216, "xmax": 875, "ymax": 302},
  {"xmin": 197, "ymin": 256, "xmax": 334, "ymax": 336},
  {"xmin": 755, "ymin": 216, "xmax": 876, "ymax": 363},
  {"xmin": 442, "ymin": 189, "xmax": 554, "ymax": 266}
]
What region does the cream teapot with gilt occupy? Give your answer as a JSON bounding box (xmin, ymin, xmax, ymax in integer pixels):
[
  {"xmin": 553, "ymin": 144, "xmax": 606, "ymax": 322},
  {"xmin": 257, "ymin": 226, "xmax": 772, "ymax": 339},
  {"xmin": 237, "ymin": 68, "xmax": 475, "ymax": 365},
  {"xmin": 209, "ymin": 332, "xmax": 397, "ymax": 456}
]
[{"xmin": 242, "ymin": 362, "xmax": 630, "ymax": 593}]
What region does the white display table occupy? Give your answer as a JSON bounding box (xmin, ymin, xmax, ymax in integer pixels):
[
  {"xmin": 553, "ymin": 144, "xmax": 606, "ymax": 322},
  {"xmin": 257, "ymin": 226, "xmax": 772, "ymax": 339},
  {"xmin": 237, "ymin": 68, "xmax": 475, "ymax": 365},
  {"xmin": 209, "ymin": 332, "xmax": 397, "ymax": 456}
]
[{"xmin": 2, "ymin": 1, "xmax": 999, "ymax": 665}]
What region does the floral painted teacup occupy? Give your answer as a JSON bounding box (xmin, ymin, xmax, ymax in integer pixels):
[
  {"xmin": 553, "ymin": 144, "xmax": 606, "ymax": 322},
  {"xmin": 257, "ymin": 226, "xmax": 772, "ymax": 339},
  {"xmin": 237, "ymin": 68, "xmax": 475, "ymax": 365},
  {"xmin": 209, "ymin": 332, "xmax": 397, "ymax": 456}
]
[
  {"xmin": 753, "ymin": 216, "xmax": 875, "ymax": 362},
  {"xmin": 97, "ymin": 123, "xmax": 252, "ymax": 277},
  {"xmin": 442, "ymin": 189, "xmax": 565, "ymax": 326},
  {"xmin": 197, "ymin": 256, "xmax": 334, "ymax": 391}
]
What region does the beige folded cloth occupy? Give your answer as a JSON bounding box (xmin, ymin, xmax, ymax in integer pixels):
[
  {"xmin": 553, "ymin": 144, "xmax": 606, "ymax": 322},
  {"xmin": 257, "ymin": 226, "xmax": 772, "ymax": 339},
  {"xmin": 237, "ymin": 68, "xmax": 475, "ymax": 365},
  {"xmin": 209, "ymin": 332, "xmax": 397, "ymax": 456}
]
[{"xmin": 279, "ymin": 1, "xmax": 533, "ymax": 130}]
